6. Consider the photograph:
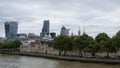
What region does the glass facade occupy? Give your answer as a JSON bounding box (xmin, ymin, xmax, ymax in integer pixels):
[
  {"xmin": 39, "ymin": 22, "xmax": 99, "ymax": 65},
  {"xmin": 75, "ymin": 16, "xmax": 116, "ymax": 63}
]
[
  {"xmin": 5, "ymin": 21, "xmax": 18, "ymax": 39},
  {"xmin": 60, "ymin": 26, "xmax": 69, "ymax": 36},
  {"xmin": 42, "ymin": 20, "xmax": 50, "ymax": 37}
]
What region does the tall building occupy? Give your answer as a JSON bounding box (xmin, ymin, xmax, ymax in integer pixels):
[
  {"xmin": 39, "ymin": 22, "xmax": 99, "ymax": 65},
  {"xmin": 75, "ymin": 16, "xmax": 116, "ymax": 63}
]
[
  {"xmin": 41, "ymin": 20, "xmax": 50, "ymax": 37},
  {"xmin": 4, "ymin": 21, "xmax": 18, "ymax": 39},
  {"xmin": 40, "ymin": 20, "xmax": 56, "ymax": 41},
  {"xmin": 60, "ymin": 26, "xmax": 69, "ymax": 36}
]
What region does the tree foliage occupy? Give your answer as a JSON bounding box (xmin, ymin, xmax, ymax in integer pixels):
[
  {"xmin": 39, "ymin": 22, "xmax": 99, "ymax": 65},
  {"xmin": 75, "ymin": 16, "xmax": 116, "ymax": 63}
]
[
  {"xmin": 73, "ymin": 33, "xmax": 93, "ymax": 56},
  {"xmin": 51, "ymin": 31, "xmax": 120, "ymax": 57},
  {"xmin": 101, "ymin": 38, "xmax": 117, "ymax": 57},
  {"xmin": 83, "ymin": 41, "xmax": 101, "ymax": 57},
  {"xmin": 95, "ymin": 32, "xmax": 109, "ymax": 44},
  {"xmin": 0, "ymin": 40, "xmax": 22, "ymax": 49},
  {"xmin": 112, "ymin": 31, "xmax": 120, "ymax": 51},
  {"xmin": 53, "ymin": 35, "xmax": 73, "ymax": 55}
]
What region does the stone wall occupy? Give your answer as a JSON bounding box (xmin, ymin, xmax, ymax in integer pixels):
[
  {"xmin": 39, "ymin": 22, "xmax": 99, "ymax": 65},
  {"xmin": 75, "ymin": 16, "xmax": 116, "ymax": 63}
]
[
  {"xmin": 20, "ymin": 43, "xmax": 48, "ymax": 53},
  {"xmin": 20, "ymin": 43, "xmax": 120, "ymax": 57}
]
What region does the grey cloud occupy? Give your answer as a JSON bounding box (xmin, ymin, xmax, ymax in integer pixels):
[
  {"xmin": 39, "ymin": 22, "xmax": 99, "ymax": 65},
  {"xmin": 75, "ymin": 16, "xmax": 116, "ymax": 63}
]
[{"xmin": 0, "ymin": 0, "xmax": 120, "ymax": 37}]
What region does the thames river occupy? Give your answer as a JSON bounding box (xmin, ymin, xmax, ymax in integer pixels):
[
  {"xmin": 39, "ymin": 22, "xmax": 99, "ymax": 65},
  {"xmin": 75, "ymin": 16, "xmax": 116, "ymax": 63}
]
[{"xmin": 0, "ymin": 54, "xmax": 120, "ymax": 68}]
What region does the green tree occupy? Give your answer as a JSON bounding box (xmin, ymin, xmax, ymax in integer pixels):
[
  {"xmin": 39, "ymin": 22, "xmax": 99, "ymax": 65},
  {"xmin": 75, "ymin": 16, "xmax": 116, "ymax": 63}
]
[
  {"xmin": 116, "ymin": 31, "xmax": 120, "ymax": 36},
  {"xmin": 73, "ymin": 33, "xmax": 93, "ymax": 56},
  {"xmin": 53, "ymin": 36, "xmax": 64, "ymax": 55},
  {"xmin": 53, "ymin": 35, "xmax": 73, "ymax": 56},
  {"xmin": 0, "ymin": 43, "xmax": 3, "ymax": 49},
  {"xmin": 0, "ymin": 40, "xmax": 22, "ymax": 52},
  {"xmin": 102, "ymin": 38, "xmax": 117, "ymax": 57},
  {"xmin": 112, "ymin": 31, "xmax": 120, "ymax": 51},
  {"xmin": 84, "ymin": 42, "xmax": 101, "ymax": 57},
  {"xmin": 63, "ymin": 36, "xmax": 73, "ymax": 55},
  {"xmin": 13, "ymin": 40, "xmax": 22, "ymax": 48},
  {"xmin": 95, "ymin": 32, "xmax": 109, "ymax": 44},
  {"xmin": 95, "ymin": 32, "xmax": 111, "ymax": 56}
]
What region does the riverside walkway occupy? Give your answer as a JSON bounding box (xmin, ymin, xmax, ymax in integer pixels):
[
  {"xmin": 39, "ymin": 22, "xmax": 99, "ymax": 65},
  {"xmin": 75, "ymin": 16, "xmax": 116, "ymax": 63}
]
[{"xmin": 0, "ymin": 51, "xmax": 120, "ymax": 64}]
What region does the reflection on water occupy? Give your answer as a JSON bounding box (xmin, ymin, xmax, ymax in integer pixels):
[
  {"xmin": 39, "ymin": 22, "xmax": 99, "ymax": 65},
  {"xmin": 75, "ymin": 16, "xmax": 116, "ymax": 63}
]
[{"xmin": 0, "ymin": 54, "xmax": 120, "ymax": 68}]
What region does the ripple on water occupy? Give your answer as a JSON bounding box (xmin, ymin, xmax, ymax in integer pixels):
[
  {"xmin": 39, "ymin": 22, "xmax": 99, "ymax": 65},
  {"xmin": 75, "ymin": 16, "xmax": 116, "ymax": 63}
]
[{"xmin": 0, "ymin": 54, "xmax": 120, "ymax": 68}]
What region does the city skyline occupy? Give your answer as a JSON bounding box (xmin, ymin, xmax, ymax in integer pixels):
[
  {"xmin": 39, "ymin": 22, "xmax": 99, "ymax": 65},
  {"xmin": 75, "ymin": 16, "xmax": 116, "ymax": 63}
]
[{"xmin": 0, "ymin": 0, "xmax": 120, "ymax": 37}]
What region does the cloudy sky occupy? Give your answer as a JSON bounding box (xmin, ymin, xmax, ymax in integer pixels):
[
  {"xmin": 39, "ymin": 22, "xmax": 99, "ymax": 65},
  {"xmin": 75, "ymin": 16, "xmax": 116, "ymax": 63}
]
[{"xmin": 0, "ymin": 0, "xmax": 120, "ymax": 38}]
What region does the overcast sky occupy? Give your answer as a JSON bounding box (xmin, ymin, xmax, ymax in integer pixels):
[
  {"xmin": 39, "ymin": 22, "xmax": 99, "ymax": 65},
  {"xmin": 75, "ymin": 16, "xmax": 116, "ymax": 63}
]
[{"xmin": 0, "ymin": 0, "xmax": 120, "ymax": 38}]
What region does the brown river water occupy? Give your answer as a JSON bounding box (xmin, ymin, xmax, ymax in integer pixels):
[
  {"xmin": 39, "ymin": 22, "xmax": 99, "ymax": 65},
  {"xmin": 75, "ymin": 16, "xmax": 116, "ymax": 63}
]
[{"xmin": 0, "ymin": 54, "xmax": 120, "ymax": 68}]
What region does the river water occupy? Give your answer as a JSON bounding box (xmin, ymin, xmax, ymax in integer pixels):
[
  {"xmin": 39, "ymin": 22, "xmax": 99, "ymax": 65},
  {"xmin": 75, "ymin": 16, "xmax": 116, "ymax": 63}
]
[{"xmin": 0, "ymin": 54, "xmax": 120, "ymax": 68}]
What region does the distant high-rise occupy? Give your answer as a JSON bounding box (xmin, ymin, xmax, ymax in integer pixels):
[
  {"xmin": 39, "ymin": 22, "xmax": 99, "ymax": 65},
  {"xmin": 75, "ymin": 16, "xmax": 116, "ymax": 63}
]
[
  {"xmin": 60, "ymin": 26, "xmax": 69, "ymax": 36},
  {"xmin": 5, "ymin": 21, "xmax": 18, "ymax": 39},
  {"xmin": 41, "ymin": 20, "xmax": 50, "ymax": 37}
]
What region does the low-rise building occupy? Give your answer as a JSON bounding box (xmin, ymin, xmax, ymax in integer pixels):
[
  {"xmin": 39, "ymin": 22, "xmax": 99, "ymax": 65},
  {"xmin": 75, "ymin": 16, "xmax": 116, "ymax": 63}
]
[
  {"xmin": 16, "ymin": 33, "xmax": 27, "ymax": 42},
  {"xmin": 42, "ymin": 35, "xmax": 53, "ymax": 41}
]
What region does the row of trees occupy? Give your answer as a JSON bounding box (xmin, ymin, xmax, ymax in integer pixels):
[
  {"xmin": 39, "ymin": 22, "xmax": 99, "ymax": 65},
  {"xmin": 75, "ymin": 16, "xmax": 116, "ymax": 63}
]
[
  {"xmin": 53, "ymin": 31, "xmax": 120, "ymax": 57},
  {"xmin": 0, "ymin": 40, "xmax": 22, "ymax": 52}
]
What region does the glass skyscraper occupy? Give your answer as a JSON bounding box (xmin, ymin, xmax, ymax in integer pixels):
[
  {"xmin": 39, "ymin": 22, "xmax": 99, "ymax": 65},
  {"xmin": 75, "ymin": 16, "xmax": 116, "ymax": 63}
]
[
  {"xmin": 5, "ymin": 21, "xmax": 18, "ymax": 39},
  {"xmin": 41, "ymin": 20, "xmax": 50, "ymax": 37},
  {"xmin": 60, "ymin": 26, "xmax": 69, "ymax": 36}
]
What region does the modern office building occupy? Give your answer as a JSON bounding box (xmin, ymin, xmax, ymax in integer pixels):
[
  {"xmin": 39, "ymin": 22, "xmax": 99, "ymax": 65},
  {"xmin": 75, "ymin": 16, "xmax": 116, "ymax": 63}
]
[
  {"xmin": 40, "ymin": 20, "xmax": 56, "ymax": 41},
  {"xmin": 41, "ymin": 20, "xmax": 50, "ymax": 37},
  {"xmin": 50, "ymin": 32, "xmax": 56, "ymax": 38},
  {"xmin": 28, "ymin": 33, "xmax": 36, "ymax": 38},
  {"xmin": 60, "ymin": 26, "xmax": 69, "ymax": 36},
  {"xmin": 16, "ymin": 33, "xmax": 28, "ymax": 41},
  {"xmin": 42, "ymin": 34, "xmax": 53, "ymax": 41},
  {"xmin": 4, "ymin": 21, "xmax": 18, "ymax": 39}
]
